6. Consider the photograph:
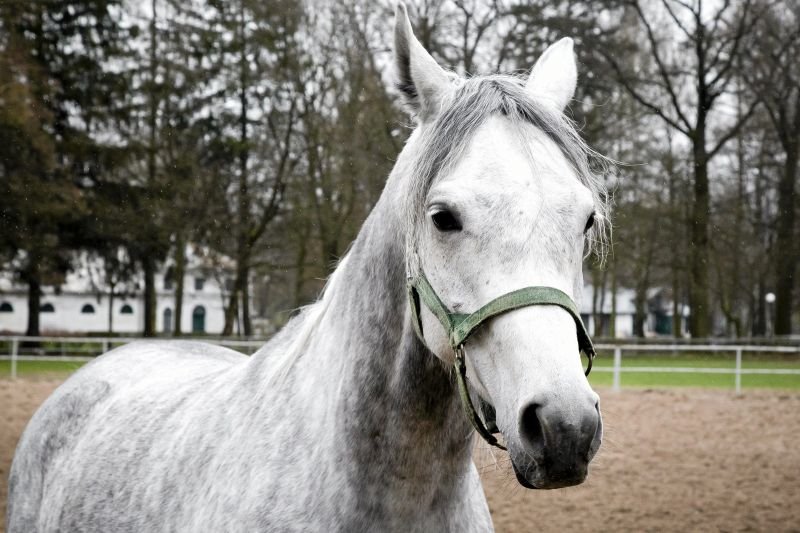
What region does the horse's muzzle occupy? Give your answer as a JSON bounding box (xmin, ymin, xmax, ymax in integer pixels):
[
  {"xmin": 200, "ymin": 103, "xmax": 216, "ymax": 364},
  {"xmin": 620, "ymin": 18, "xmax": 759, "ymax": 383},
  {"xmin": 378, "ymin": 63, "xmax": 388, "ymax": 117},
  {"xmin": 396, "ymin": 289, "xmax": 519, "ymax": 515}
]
[{"xmin": 511, "ymin": 395, "xmax": 602, "ymax": 489}]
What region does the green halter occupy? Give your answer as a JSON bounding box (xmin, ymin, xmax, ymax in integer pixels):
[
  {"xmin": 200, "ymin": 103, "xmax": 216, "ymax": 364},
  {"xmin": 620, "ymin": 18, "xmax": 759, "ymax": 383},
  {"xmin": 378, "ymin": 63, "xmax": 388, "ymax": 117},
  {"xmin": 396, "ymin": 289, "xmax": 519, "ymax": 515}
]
[{"xmin": 407, "ymin": 272, "xmax": 596, "ymax": 451}]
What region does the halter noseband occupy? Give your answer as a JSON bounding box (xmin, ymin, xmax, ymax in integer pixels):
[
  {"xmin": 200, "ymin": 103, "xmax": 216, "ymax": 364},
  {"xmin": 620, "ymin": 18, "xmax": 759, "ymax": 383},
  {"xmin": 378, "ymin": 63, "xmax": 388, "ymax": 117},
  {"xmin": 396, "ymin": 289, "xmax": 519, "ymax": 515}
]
[{"xmin": 407, "ymin": 272, "xmax": 596, "ymax": 451}]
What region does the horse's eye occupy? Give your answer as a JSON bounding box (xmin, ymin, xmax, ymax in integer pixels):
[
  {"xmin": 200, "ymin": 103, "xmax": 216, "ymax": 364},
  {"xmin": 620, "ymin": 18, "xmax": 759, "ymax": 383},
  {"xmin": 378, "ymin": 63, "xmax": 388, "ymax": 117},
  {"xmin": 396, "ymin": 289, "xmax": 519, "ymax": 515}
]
[
  {"xmin": 431, "ymin": 209, "xmax": 462, "ymax": 232},
  {"xmin": 584, "ymin": 212, "xmax": 596, "ymax": 233}
]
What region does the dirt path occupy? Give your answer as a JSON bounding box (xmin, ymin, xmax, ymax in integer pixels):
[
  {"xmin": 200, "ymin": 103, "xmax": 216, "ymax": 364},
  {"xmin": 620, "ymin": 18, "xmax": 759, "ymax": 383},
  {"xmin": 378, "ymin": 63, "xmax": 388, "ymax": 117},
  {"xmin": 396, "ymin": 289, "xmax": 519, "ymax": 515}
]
[
  {"xmin": 2, "ymin": 380, "xmax": 799, "ymax": 532},
  {"xmin": 477, "ymin": 388, "xmax": 800, "ymax": 532}
]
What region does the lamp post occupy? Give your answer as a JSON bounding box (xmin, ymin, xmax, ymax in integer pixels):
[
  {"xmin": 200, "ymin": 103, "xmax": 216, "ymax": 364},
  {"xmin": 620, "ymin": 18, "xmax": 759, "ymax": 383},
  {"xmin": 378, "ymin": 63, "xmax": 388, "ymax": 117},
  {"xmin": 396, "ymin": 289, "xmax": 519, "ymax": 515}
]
[{"xmin": 765, "ymin": 292, "xmax": 776, "ymax": 337}]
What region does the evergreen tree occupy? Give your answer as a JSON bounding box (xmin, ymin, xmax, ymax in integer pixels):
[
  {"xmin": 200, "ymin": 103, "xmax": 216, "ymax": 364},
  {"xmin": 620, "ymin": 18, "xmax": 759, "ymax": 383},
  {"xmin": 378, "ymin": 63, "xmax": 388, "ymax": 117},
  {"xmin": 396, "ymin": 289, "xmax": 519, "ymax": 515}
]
[{"xmin": 0, "ymin": 0, "xmax": 129, "ymax": 336}]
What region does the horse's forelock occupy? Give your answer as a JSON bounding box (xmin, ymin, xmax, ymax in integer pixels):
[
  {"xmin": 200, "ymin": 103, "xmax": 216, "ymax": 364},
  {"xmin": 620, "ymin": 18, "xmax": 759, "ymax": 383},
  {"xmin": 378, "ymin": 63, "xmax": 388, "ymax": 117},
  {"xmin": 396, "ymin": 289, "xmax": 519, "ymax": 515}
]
[{"xmin": 404, "ymin": 74, "xmax": 610, "ymax": 274}]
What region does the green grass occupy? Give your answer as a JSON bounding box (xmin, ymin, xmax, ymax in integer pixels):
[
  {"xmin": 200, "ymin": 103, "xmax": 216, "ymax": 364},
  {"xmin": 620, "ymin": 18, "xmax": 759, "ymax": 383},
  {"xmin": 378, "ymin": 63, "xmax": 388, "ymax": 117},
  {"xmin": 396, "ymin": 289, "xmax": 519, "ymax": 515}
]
[
  {"xmin": 0, "ymin": 359, "xmax": 87, "ymax": 377},
  {"xmin": 589, "ymin": 370, "xmax": 800, "ymax": 390},
  {"xmin": 588, "ymin": 353, "xmax": 800, "ymax": 390}
]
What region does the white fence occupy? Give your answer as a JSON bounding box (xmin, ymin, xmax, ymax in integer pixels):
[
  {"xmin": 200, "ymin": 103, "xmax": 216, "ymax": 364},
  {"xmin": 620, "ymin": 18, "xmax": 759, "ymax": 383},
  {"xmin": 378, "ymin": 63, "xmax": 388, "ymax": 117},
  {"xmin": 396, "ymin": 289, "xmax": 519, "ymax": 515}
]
[
  {"xmin": 592, "ymin": 343, "xmax": 800, "ymax": 394},
  {"xmin": 0, "ymin": 335, "xmax": 263, "ymax": 380},
  {"xmin": 1, "ymin": 336, "xmax": 800, "ymax": 394}
]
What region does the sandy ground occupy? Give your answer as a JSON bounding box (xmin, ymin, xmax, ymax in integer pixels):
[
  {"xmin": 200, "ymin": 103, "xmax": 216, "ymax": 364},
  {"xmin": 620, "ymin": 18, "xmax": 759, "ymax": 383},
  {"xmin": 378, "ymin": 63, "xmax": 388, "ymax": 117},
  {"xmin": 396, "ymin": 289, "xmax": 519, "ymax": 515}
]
[{"xmin": 2, "ymin": 380, "xmax": 799, "ymax": 532}]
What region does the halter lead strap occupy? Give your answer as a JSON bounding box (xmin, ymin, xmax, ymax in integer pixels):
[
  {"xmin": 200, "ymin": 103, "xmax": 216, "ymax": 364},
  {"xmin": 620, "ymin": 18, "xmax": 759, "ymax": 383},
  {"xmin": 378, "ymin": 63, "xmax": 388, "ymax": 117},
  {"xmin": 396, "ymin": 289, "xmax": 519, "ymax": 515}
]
[{"xmin": 407, "ymin": 272, "xmax": 596, "ymax": 450}]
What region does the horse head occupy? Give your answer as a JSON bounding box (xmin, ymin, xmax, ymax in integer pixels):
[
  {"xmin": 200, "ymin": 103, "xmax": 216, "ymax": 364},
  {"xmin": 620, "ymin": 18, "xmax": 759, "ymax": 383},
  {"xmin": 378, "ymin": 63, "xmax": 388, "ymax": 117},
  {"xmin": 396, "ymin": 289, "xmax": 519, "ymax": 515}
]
[{"xmin": 395, "ymin": 4, "xmax": 605, "ymax": 490}]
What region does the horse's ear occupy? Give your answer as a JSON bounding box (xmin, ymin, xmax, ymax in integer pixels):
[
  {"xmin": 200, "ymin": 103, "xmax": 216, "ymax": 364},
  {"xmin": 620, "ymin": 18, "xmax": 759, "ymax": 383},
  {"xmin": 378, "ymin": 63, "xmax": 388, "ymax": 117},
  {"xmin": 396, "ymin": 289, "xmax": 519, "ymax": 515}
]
[
  {"xmin": 394, "ymin": 3, "xmax": 452, "ymax": 121},
  {"xmin": 525, "ymin": 37, "xmax": 577, "ymax": 114}
]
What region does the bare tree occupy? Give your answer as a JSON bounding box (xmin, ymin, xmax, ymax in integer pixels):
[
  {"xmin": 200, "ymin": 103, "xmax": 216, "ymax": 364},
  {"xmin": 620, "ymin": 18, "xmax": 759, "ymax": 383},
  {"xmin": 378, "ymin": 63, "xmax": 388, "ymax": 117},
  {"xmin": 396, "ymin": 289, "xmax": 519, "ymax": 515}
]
[
  {"xmin": 743, "ymin": 1, "xmax": 800, "ymax": 334},
  {"xmin": 214, "ymin": 0, "xmax": 302, "ymax": 336},
  {"xmin": 602, "ymin": 0, "xmax": 765, "ymax": 337}
]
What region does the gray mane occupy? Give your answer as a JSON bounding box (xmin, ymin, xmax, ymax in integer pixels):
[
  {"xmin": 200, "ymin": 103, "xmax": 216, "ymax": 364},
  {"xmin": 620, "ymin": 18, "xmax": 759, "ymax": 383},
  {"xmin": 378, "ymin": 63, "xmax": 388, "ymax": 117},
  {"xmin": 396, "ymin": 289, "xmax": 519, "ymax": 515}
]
[{"xmin": 405, "ymin": 74, "xmax": 609, "ymax": 274}]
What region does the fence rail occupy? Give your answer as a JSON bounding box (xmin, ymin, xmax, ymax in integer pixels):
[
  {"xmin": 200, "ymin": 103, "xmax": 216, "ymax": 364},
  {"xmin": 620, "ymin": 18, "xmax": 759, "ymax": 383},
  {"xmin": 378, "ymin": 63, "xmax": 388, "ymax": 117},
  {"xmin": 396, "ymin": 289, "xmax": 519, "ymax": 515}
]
[
  {"xmin": 592, "ymin": 343, "xmax": 800, "ymax": 393},
  {"xmin": 0, "ymin": 335, "xmax": 265, "ymax": 379},
  {"xmin": 2, "ymin": 336, "xmax": 799, "ymax": 393}
]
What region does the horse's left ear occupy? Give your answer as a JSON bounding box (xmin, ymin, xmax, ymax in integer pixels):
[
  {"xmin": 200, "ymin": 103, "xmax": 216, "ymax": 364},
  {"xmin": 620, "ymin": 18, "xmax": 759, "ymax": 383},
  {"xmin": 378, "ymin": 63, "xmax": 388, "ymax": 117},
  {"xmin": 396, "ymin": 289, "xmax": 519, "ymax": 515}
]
[
  {"xmin": 394, "ymin": 3, "xmax": 453, "ymax": 121},
  {"xmin": 525, "ymin": 37, "xmax": 577, "ymax": 114}
]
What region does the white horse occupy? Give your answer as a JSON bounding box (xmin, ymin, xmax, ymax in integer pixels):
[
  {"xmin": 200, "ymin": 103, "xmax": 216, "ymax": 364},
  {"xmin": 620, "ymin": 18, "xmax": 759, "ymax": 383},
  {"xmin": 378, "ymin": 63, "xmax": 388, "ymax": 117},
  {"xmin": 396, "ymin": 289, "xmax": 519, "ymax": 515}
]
[{"xmin": 8, "ymin": 6, "xmax": 607, "ymax": 532}]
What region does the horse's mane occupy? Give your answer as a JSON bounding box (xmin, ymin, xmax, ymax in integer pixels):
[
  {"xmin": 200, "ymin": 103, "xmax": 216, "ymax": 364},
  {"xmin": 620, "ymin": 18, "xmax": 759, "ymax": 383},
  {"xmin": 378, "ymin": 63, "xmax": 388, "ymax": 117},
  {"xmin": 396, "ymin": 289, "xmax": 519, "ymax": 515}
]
[
  {"xmin": 256, "ymin": 254, "xmax": 350, "ymax": 386},
  {"xmin": 404, "ymin": 74, "xmax": 610, "ymax": 274}
]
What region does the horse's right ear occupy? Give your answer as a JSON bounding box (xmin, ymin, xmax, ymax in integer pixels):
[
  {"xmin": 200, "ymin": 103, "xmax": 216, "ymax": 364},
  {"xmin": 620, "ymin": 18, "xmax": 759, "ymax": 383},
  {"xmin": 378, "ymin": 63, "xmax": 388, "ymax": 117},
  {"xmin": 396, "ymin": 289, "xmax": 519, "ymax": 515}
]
[{"xmin": 394, "ymin": 3, "xmax": 452, "ymax": 122}]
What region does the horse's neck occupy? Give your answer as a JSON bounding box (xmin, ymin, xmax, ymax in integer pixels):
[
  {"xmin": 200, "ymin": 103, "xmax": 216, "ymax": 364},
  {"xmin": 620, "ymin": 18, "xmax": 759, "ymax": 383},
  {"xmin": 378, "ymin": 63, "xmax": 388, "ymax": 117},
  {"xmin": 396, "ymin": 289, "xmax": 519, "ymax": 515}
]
[
  {"xmin": 329, "ymin": 191, "xmax": 471, "ymax": 434},
  {"xmin": 272, "ymin": 174, "xmax": 475, "ymax": 509}
]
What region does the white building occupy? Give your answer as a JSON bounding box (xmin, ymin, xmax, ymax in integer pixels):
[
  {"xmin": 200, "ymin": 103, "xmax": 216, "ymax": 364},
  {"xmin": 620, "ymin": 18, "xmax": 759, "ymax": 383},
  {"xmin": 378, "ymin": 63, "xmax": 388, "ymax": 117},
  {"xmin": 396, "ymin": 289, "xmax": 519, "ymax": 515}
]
[
  {"xmin": 580, "ymin": 284, "xmax": 638, "ymax": 338},
  {"xmin": 1, "ymin": 251, "xmax": 679, "ymax": 339},
  {"xmin": 580, "ymin": 283, "xmax": 690, "ymax": 338},
  {"xmin": 0, "ymin": 247, "xmax": 236, "ymax": 336}
]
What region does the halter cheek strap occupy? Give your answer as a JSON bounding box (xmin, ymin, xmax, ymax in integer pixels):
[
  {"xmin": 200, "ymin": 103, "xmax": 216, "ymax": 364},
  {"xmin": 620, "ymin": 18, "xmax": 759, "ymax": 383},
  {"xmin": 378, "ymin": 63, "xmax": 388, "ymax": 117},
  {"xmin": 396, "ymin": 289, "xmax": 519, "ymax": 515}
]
[{"xmin": 407, "ymin": 272, "xmax": 596, "ymax": 451}]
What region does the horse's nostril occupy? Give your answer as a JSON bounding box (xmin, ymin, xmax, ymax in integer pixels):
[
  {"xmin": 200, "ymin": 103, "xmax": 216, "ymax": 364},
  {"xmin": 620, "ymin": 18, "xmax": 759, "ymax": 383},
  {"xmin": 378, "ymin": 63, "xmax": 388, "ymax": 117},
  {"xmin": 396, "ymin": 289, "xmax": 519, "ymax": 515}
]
[{"xmin": 519, "ymin": 402, "xmax": 545, "ymax": 454}]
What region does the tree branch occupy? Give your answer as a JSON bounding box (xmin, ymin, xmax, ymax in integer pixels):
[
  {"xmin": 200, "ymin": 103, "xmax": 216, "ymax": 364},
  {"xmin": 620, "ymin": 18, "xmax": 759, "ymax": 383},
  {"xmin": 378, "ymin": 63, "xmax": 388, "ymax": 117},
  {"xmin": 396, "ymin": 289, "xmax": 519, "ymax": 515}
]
[
  {"xmin": 706, "ymin": 0, "xmax": 757, "ymax": 94},
  {"xmin": 249, "ymin": 97, "xmax": 298, "ymax": 247},
  {"xmin": 660, "ymin": 0, "xmax": 695, "ymax": 41},
  {"xmin": 601, "ymin": 47, "xmax": 691, "ymax": 136},
  {"xmin": 708, "ymin": 96, "xmax": 761, "ymax": 159},
  {"xmin": 632, "ymin": 0, "xmax": 693, "ymax": 131}
]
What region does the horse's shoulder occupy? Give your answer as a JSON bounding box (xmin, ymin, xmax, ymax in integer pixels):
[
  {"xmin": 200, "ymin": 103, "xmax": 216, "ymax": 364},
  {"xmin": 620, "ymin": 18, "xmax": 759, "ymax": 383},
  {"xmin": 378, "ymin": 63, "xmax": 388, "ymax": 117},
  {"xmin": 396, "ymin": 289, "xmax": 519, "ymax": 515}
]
[
  {"xmin": 8, "ymin": 369, "xmax": 115, "ymax": 529},
  {"xmin": 8, "ymin": 340, "xmax": 251, "ymax": 531}
]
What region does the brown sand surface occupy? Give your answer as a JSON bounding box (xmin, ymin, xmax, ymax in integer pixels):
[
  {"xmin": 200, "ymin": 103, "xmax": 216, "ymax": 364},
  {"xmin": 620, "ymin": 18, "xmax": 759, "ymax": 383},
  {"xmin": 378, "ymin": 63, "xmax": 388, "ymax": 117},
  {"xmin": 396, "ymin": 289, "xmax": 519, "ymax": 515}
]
[{"xmin": 2, "ymin": 380, "xmax": 799, "ymax": 532}]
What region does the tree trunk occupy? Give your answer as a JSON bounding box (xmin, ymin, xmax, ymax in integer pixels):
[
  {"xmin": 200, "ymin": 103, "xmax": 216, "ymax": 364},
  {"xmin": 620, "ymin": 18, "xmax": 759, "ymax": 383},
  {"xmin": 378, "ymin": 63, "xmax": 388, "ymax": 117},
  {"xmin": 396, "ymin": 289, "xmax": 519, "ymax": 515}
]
[
  {"xmin": 222, "ymin": 286, "xmax": 239, "ymax": 336},
  {"xmin": 107, "ymin": 288, "xmax": 114, "ymax": 335},
  {"xmin": 293, "ymin": 218, "xmax": 310, "ymax": 308},
  {"xmin": 610, "ymin": 253, "xmax": 618, "ymax": 338},
  {"xmin": 173, "ymin": 238, "xmax": 186, "ymax": 336},
  {"xmin": 729, "ymin": 73, "xmax": 746, "ymax": 338},
  {"xmin": 753, "ymin": 281, "xmax": 767, "ymax": 336},
  {"xmin": 752, "ymin": 142, "xmax": 769, "ymax": 337},
  {"xmin": 689, "ymin": 127, "xmax": 712, "ymax": 338},
  {"xmin": 143, "ymin": 255, "xmax": 157, "ymax": 337},
  {"xmin": 633, "ymin": 289, "xmax": 647, "ymax": 338},
  {"xmin": 222, "ymin": 249, "xmax": 249, "ymax": 337},
  {"xmin": 25, "ymin": 260, "xmax": 41, "ymax": 337},
  {"xmin": 241, "ymin": 262, "xmax": 252, "ymax": 336},
  {"xmin": 228, "ymin": 0, "xmax": 251, "ymax": 338},
  {"xmin": 671, "ymin": 272, "xmax": 682, "ymax": 338},
  {"xmin": 665, "ymin": 128, "xmax": 683, "ymax": 338},
  {"xmin": 774, "ymin": 144, "xmax": 798, "ymax": 335},
  {"xmin": 142, "ymin": 0, "xmax": 158, "ymax": 339}
]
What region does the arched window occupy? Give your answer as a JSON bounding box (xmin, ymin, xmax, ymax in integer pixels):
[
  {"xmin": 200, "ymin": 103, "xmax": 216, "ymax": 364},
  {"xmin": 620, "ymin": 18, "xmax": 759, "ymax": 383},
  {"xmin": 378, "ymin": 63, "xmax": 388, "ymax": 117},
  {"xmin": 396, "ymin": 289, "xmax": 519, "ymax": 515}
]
[
  {"xmin": 120, "ymin": 304, "xmax": 134, "ymax": 314},
  {"xmin": 81, "ymin": 303, "xmax": 96, "ymax": 314},
  {"xmin": 41, "ymin": 303, "xmax": 55, "ymax": 313},
  {"xmin": 163, "ymin": 308, "xmax": 173, "ymax": 333},
  {"xmin": 0, "ymin": 302, "xmax": 13, "ymax": 313},
  {"xmin": 192, "ymin": 305, "xmax": 205, "ymax": 333}
]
